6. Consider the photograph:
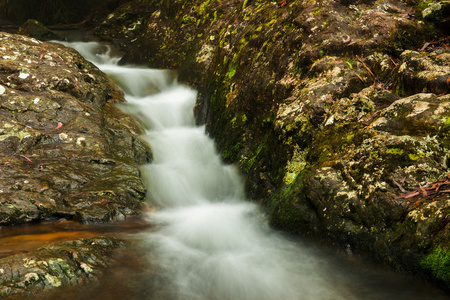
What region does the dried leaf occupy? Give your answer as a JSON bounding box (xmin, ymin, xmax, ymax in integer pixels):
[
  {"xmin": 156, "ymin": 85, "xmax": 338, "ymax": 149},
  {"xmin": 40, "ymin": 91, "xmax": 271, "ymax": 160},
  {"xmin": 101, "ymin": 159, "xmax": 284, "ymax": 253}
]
[
  {"xmin": 101, "ymin": 200, "xmax": 116, "ymax": 205},
  {"xmin": 20, "ymin": 155, "xmax": 32, "ymax": 162}
]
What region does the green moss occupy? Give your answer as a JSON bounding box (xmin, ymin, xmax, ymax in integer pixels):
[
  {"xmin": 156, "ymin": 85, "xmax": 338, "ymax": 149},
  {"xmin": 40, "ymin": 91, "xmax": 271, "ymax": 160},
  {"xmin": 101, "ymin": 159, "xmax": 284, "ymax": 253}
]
[
  {"xmin": 284, "ymin": 149, "xmax": 308, "ymax": 185},
  {"xmin": 415, "ymin": 0, "xmax": 439, "ymax": 16},
  {"xmin": 386, "ymin": 148, "xmax": 404, "ymax": 155},
  {"xmin": 230, "ymin": 116, "xmax": 237, "ymax": 127},
  {"xmin": 285, "ymin": 123, "xmax": 295, "ymax": 132},
  {"xmin": 346, "ymin": 133, "xmax": 355, "ymax": 142},
  {"xmin": 409, "ymin": 152, "xmax": 425, "ymax": 161},
  {"xmin": 312, "ymin": 6, "xmax": 323, "ymax": 16},
  {"xmin": 444, "ymin": 116, "xmax": 450, "ymax": 127},
  {"xmin": 421, "ymin": 246, "xmax": 450, "ymax": 282},
  {"xmin": 262, "ymin": 115, "xmax": 273, "ymax": 124},
  {"xmin": 222, "ymin": 140, "xmax": 244, "ymax": 161},
  {"xmin": 196, "ymin": 0, "xmax": 212, "ymax": 16},
  {"xmin": 181, "ymin": 15, "xmax": 195, "ymax": 24},
  {"xmin": 225, "ymin": 61, "xmax": 238, "ymax": 83},
  {"xmin": 245, "ymin": 145, "xmax": 263, "ymax": 172},
  {"xmin": 321, "ymin": 19, "xmax": 330, "ymax": 30},
  {"xmin": 269, "ymin": 168, "xmax": 313, "ymax": 231},
  {"xmin": 211, "ymin": 10, "xmax": 218, "ymax": 25},
  {"xmin": 242, "ymin": 0, "xmax": 249, "ymax": 11}
]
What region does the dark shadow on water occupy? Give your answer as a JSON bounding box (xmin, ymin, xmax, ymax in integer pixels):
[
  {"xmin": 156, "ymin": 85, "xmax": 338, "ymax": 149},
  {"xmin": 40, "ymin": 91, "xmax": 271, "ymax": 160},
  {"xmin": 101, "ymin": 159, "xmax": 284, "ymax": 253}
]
[{"xmin": 34, "ymin": 229, "xmax": 450, "ymax": 300}]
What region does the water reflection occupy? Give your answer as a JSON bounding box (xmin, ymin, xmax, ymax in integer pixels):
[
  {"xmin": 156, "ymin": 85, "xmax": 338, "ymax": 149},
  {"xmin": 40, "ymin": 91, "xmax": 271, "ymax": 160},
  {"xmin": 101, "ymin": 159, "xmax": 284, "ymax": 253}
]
[{"xmin": 0, "ymin": 220, "xmax": 150, "ymax": 259}]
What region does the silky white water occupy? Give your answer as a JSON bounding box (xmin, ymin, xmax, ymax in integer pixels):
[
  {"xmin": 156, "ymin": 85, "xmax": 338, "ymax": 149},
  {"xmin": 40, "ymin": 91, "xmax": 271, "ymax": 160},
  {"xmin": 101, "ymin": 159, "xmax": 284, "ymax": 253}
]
[{"xmin": 60, "ymin": 41, "xmax": 449, "ymax": 300}]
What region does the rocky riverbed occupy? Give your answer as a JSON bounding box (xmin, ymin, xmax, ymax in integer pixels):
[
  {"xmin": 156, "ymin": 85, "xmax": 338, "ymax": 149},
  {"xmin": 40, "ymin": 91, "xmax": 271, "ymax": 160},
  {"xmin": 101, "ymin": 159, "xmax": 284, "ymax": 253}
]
[
  {"xmin": 0, "ymin": 0, "xmax": 449, "ymax": 296},
  {"xmin": 95, "ymin": 0, "xmax": 450, "ymax": 291}
]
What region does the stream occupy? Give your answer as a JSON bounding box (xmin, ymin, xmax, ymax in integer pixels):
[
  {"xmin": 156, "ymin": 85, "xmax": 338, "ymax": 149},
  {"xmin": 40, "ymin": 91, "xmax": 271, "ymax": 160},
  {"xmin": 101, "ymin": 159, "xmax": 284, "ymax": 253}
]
[{"xmin": 54, "ymin": 40, "xmax": 449, "ymax": 300}]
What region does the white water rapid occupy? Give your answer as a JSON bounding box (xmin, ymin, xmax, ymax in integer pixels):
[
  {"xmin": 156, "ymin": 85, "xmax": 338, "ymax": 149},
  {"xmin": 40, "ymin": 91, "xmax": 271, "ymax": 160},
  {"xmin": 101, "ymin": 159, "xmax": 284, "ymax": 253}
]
[{"xmin": 59, "ymin": 40, "xmax": 449, "ymax": 300}]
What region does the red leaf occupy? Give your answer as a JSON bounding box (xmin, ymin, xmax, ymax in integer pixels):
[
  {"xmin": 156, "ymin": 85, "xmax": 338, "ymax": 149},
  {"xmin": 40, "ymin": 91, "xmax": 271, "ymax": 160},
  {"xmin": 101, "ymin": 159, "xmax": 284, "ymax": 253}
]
[
  {"xmin": 20, "ymin": 155, "xmax": 32, "ymax": 162},
  {"xmin": 101, "ymin": 200, "xmax": 116, "ymax": 205}
]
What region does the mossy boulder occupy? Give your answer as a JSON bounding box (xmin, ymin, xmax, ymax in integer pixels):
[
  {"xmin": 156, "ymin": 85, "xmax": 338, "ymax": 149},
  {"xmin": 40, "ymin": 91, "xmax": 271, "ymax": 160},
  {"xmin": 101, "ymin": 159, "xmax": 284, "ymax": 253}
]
[
  {"xmin": 96, "ymin": 0, "xmax": 449, "ymax": 290},
  {"xmin": 18, "ymin": 19, "xmax": 61, "ymax": 41}
]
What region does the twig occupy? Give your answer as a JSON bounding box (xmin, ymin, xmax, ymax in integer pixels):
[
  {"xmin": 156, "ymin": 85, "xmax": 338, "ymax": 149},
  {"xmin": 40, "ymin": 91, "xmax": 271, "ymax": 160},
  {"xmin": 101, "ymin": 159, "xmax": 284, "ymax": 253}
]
[
  {"xmin": 419, "ymin": 184, "xmax": 428, "ymax": 197},
  {"xmin": 390, "ymin": 57, "xmax": 398, "ymax": 67},
  {"xmin": 392, "ymin": 177, "xmax": 408, "ymax": 193},
  {"xmin": 356, "ymin": 56, "xmax": 376, "ymax": 78}
]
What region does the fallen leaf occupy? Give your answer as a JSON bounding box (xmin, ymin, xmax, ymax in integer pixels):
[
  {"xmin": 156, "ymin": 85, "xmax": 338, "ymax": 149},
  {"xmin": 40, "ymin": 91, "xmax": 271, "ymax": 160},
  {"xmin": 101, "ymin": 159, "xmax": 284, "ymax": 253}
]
[
  {"xmin": 101, "ymin": 200, "xmax": 116, "ymax": 205},
  {"xmin": 20, "ymin": 155, "xmax": 32, "ymax": 162}
]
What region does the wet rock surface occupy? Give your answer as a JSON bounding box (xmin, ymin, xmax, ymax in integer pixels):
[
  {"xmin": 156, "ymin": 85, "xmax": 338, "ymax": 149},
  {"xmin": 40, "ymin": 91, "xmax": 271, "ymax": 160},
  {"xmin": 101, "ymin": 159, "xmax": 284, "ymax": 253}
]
[
  {"xmin": 94, "ymin": 0, "xmax": 450, "ymax": 290},
  {"xmin": 0, "ymin": 236, "xmax": 129, "ymax": 299},
  {"xmin": 18, "ymin": 19, "xmax": 61, "ymax": 41},
  {"xmin": 0, "ymin": 32, "xmax": 151, "ymax": 226},
  {"xmin": 0, "ymin": 32, "xmax": 151, "ymax": 296}
]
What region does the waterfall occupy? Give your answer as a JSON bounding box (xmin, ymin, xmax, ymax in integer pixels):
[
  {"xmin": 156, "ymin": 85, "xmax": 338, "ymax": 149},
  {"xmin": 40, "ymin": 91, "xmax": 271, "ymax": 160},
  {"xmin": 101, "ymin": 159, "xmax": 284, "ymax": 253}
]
[{"xmin": 57, "ymin": 40, "xmax": 448, "ymax": 300}]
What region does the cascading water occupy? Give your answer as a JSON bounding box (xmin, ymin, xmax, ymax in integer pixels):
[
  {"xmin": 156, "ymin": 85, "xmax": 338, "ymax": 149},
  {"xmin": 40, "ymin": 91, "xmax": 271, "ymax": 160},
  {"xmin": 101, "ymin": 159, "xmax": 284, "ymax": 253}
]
[{"xmin": 59, "ymin": 40, "xmax": 449, "ymax": 300}]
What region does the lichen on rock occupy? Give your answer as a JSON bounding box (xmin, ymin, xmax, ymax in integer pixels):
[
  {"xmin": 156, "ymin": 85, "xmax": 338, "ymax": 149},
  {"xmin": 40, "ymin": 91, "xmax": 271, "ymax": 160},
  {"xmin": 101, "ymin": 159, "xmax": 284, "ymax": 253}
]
[
  {"xmin": 0, "ymin": 32, "xmax": 152, "ymax": 227},
  {"xmin": 0, "ymin": 30, "xmax": 153, "ymax": 297},
  {"xmin": 94, "ymin": 0, "xmax": 449, "ymax": 291},
  {"xmin": 0, "ymin": 236, "xmax": 128, "ymax": 298}
]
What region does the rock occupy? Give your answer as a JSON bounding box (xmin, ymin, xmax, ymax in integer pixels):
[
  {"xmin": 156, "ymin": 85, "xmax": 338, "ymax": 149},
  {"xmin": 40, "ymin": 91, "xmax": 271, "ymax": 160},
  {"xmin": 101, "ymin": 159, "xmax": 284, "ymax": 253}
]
[
  {"xmin": 0, "ymin": 236, "xmax": 129, "ymax": 298},
  {"xmin": 423, "ymin": 1, "xmax": 443, "ymax": 20},
  {"xmin": 18, "ymin": 19, "xmax": 61, "ymax": 41},
  {"xmin": 0, "ymin": 31, "xmax": 152, "ymax": 297},
  {"xmin": 394, "ymin": 50, "xmax": 450, "ymax": 96},
  {"xmin": 0, "ymin": 32, "xmax": 151, "ymax": 226},
  {"xmin": 94, "ymin": 0, "xmax": 449, "ymax": 290}
]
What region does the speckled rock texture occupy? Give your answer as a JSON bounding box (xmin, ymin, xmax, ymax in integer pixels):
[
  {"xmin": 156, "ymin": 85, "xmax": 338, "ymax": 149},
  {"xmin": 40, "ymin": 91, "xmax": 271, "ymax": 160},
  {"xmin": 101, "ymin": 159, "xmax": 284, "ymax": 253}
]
[
  {"xmin": 95, "ymin": 0, "xmax": 449, "ymax": 290},
  {"xmin": 0, "ymin": 236, "xmax": 128, "ymax": 299},
  {"xmin": 0, "ymin": 32, "xmax": 151, "ymax": 226},
  {"xmin": 0, "ymin": 31, "xmax": 152, "ymax": 297}
]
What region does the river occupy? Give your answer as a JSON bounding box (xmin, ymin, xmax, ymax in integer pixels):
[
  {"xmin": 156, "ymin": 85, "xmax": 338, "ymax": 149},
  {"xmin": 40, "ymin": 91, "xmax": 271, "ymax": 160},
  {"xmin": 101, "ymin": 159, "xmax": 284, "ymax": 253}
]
[{"xmin": 55, "ymin": 40, "xmax": 449, "ymax": 300}]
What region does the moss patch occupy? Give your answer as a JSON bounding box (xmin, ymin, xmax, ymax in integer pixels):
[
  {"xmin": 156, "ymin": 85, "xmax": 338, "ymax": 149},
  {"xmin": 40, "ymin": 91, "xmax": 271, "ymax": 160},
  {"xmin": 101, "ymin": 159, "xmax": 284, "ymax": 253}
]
[{"xmin": 421, "ymin": 246, "xmax": 450, "ymax": 284}]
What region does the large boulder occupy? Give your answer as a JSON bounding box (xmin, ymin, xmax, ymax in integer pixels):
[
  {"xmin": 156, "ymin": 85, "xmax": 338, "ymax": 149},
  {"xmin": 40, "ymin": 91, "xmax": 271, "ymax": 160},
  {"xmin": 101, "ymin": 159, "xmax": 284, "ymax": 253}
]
[
  {"xmin": 0, "ymin": 32, "xmax": 152, "ymax": 296},
  {"xmin": 0, "ymin": 32, "xmax": 151, "ymax": 226}
]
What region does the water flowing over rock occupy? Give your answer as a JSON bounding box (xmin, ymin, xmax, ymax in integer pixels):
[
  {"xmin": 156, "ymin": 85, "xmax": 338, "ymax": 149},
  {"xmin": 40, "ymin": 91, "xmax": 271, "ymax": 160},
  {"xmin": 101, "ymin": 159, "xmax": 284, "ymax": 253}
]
[
  {"xmin": 0, "ymin": 32, "xmax": 151, "ymax": 297},
  {"xmin": 96, "ymin": 0, "xmax": 450, "ymax": 291}
]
